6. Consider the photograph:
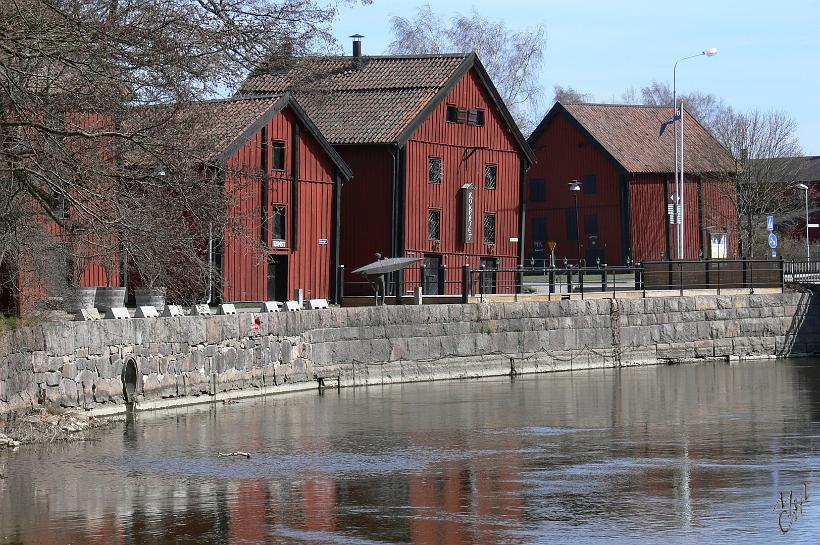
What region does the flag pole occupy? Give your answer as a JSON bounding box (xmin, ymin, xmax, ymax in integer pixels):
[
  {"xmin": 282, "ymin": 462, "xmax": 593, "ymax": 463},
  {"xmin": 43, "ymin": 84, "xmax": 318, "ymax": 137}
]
[
  {"xmin": 673, "ymin": 83, "xmax": 679, "ymax": 259},
  {"xmin": 680, "ymin": 101, "xmax": 685, "ymax": 259}
]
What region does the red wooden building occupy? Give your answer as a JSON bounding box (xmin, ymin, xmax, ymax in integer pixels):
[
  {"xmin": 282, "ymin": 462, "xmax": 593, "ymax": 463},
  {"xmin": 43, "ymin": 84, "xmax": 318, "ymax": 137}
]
[
  {"xmin": 199, "ymin": 94, "xmax": 352, "ymax": 302},
  {"xmin": 0, "ymin": 111, "xmax": 121, "ymax": 317},
  {"xmin": 526, "ymin": 102, "xmax": 738, "ymax": 265},
  {"xmin": 241, "ymin": 44, "xmax": 535, "ymax": 296}
]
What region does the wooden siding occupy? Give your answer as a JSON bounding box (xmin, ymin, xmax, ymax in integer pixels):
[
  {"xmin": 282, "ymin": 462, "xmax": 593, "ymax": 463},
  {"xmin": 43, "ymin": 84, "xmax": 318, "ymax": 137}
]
[
  {"xmin": 222, "ymin": 107, "xmax": 336, "ymax": 302},
  {"xmin": 630, "ymin": 173, "xmax": 739, "ymax": 262},
  {"xmin": 526, "ymin": 110, "xmax": 625, "ymax": 264},
  {"xmin": 336, "ymin": 145, "xmax": 394, "ymax": 272},
  {"xmin": 403, "ymin": 69, "xmax": 523, "ymax": 293}
]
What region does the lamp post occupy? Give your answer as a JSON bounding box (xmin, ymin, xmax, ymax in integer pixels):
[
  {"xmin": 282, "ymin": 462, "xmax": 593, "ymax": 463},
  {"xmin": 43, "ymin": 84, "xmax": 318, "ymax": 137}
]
[
  {"xmin": 569, "ymin": 180, "xmax": 582, "ymax": 262},
  {"xmin": 673, "ymin": 47, "xmax": 718, "ymax": 259},
  {"xmin": 798, "ymin": 183, "xmax": 810, "ymax": 259}
]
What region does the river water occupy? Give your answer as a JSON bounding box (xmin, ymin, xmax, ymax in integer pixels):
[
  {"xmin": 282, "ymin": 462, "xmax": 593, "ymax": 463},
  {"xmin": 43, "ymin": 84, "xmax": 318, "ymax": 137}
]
[{"xmin": 1, "ymin": 359, "xmax": 819, "ymax": 544}]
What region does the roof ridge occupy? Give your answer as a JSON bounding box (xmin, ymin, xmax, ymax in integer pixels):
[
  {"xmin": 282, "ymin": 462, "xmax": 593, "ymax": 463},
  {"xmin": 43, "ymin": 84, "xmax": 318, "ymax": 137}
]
[{"xmin": 562, "ymin": 101, "xmax": 672, "ymax": 109}]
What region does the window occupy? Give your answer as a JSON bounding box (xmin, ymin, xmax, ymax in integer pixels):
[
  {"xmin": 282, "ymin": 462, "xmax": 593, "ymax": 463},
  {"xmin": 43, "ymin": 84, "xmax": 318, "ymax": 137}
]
[
  {"xmin": 428, "ymin": 157, "xmax": 442, "ymax": 184},
  {"xmin": 529, "ymin": 178, "xmax": 546, "ymax": 202},
  {"xmin": 484, "ymin": 164, "xmax": 497, "ymax": 190},
  {"xmin": 272, "ymin": 141, "xmax": 286, "ymax": 171},
  {"xmin": 272, "ymin": 205, "xmax": 286, "ymax": 243},
  {"xmin": 532, "ymin": 217, "xmax": 547, "ymax": 253},
  {"xmin": 428, "ymin": 209, "xmax": 441, "ymax": 241},
  {"xmin": 566, "ymin": 208, "xmax": 578, "ymax": 240},
  {"xmin": 446, "ymin": 105, "xmax": 483, "ymax": 125},
  {"xmin": 584, "ymin": 213, "xmax": 598, "ymax": 235},
  {"xmin": 467, "ymin": 109, "xmax": 485, "ymax": 127},
  {"xmin": 483, "ymin": 213, "xmax": 496, "ymax": 244},
  {"xmin": 583, "ymin": 174, "xmax": 597, "ymax": 195}
]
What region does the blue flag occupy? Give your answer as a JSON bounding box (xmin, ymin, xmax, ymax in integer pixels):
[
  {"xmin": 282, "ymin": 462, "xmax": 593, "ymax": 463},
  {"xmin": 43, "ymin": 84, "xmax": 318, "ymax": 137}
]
[{"xmin": 659, "ymin": 108, "xmax": 681, "ymax": 137}]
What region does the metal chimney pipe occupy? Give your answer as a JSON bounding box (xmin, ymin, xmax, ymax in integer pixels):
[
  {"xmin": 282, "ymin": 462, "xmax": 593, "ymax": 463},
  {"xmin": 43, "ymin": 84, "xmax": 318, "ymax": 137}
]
[{"xmin": 350, "ymin": 34, "xmax": 364, "ymax": 57}]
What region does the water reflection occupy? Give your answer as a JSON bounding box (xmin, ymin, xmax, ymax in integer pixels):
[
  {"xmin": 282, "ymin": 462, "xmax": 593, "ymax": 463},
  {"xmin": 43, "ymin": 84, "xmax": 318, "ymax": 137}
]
[{"xmin": 2, "ymin": 359, "xmax": 820, "ymax": 544}]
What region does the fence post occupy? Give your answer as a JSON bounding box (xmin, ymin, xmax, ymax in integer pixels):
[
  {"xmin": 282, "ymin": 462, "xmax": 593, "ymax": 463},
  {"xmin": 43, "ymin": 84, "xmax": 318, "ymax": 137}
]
[
  {"xmin": 548, "ymin": 266, "xmax": 556, "ymax": 294},
  {"xmin": 716, "ymin": 260, "xmax": 721, "ymax": 295},
  {"xmin": 478, "ymin": 265, "xmax": 485, "ymax": 301},
  {"xmin": 441, "ymin": 264, "xmax": 447, "ymax": 295},
  {"xmin": 418, "ymin": 264, "xmax": 426, "ymax": 295},
  {"xmin": 634, "ymin": 265, "xmax": 641, "ymax": 291},
  {"xmin": 679, "ymin": 262, "xmax": 684, "ymax": 297},
  {"xmin": 336, "ymin": 265, "xmax": 345, "ymax": 305},
  {"xmin": 779, "ymin": 257, "xmax": 785, "ymax": 289},
  {"xmin": 579, "ymin": 266, "xmax": 584, "ymax": 298},
  {"xmin": 461, "ymin": 264, "xmax": 470, "ymax": 303},
  {"xmin": 566, "ymin": 267, "xmax": 573, "ymax": 294},
  {"xmin": 601, "ymin": 264, "xmax": 608, "ymax": 293}
]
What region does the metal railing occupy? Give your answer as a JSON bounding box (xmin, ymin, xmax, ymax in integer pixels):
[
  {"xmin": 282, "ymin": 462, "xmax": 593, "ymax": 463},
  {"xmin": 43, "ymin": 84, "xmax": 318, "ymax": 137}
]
[{"xmin": 337, "ymin": 258, "xmax": 820, "ymax": 304}]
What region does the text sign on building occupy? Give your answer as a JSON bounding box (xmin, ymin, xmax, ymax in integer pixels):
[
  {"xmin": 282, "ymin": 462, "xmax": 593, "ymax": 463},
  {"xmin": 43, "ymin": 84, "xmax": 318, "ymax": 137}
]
[
  {"xmin": 319, "ymin": 238, "xmax": 328, "ymax": 245},
  {"xmin": 767, "ymin": 215, "xmax": 774, "ymax": 231},
  {"xmin": 272, "ymin": 240, "xmax": 286, "ymax": 248},
  {"xmin": 461, "ymin": 183, "xmax": 475, "ymax": 243},
  {"xmin": 667, "ymin": 204, "xmax": 681, "ymax": 225}
]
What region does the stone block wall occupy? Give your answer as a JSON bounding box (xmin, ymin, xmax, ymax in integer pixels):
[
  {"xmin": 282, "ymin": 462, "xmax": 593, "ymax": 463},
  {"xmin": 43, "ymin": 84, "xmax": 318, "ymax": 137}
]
[{"xmin": 0, "ymin": 292, "xmax": 818, "ymax": 416}]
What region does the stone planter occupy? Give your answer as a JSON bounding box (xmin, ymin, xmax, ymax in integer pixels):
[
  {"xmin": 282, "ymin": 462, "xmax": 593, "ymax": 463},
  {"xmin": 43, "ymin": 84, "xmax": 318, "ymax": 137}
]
[
  {"xmin": 135, "ymin": 287, "xmax": 167, "ymax": 311},
  {"xmin": 94, "ymin": 287, "xmax": 126, "ymax": 312},
  {"xmin": 64, "ymin": 287, "xmax": 97, "ymax": 313}
]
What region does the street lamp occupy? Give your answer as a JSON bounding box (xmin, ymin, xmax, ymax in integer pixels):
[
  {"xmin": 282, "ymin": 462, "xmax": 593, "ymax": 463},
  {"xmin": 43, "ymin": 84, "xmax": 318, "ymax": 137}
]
[
  {"xmin": 673, "ymin": 47, "xmax": 718, "ymax": 260},
  {"xmin": 797, "ymin": 183, "xmax": 810, "ymax": 259},
  {"xmin": 569, "ymin": 180, "xmax": 582, "ymax": 261}
]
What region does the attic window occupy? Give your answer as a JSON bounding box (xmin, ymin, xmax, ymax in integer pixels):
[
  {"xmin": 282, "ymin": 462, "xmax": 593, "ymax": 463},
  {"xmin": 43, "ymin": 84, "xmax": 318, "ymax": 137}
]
[
  {"xmin": 272, "ymin": 141, "xmax": 286, "ymax": 171},
  {"xmin": 467, "ymin": 109, "xmax": 485, "ymax": 127},
  {"xmin": 447, "ymin": 105, "xmax": 469, "ymax": 124}
]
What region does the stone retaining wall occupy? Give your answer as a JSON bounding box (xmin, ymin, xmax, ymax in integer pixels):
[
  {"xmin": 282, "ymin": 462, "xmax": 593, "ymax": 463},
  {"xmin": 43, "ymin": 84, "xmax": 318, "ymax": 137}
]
[{"xmin": 1, "ymin": 292, "xmax": 818, "ymax": 417}]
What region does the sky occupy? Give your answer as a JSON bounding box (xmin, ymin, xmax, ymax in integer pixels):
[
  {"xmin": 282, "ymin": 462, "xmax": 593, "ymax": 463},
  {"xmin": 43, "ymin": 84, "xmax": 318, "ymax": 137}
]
[{"xmin": 331, "ymin": 0, "xmax": 820, "ymax": 154}]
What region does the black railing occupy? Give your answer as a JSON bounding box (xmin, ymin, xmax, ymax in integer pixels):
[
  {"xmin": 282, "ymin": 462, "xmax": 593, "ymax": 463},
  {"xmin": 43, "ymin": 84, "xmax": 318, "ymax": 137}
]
[{"xmin": 338, "ymin": 258, "xmax": 820, "ymax": 304}]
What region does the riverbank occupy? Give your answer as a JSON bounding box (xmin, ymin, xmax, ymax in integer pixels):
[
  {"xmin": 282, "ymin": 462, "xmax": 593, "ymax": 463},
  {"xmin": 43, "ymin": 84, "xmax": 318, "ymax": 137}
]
[
  {"xmin": 1, "ymin": 291, "xmax": 818, "ymax": 418},
  {"xmin": 0, "ymin": 408, "xmax": 119, "ymax": 451}
]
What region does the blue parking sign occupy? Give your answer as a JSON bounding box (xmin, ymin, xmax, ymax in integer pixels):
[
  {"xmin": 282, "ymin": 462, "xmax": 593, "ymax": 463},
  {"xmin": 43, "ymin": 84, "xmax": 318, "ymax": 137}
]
[{"xmin": 767, "ymin": 215, "xmax": 774, "ymax": 231}]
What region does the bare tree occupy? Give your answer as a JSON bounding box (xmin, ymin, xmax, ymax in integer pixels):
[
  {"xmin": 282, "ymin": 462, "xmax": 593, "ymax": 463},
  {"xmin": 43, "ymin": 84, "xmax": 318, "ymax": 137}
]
[
  {"xmin": 388, "ymin": 4, "xmax": 546, "ymax": 133},
  {"xmin": 0, "ymin": 0, "xmax": 365, "ymax": 310},
  {"xmin": 626, "ymin": 80, "xmax": 731, "ymax": 132},
  {"xmin": 552, "ymin": 85, "xmax": 592, "ymax": 104},
  {"xmin": 710, "ymin": 109, "xmax": 804, "ymax": 257}
]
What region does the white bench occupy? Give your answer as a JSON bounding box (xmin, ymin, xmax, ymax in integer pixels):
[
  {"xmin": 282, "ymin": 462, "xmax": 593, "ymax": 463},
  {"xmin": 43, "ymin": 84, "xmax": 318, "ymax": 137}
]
[
  {"xmin": 77, "ymin": 308, "xmax": 102, "ymax": 321},
  {"xmin": 306, "ymin": 298, "xmax": 329, "ymax": 310},
  {"xmin": 192, "ymin": 304, "xmax": 212, "ymax": 316},
  {"xmin": 217, "ymin": 303, "xmax": 237, "ymax": 315},
  {"xmin": 134, "ymin": 305, "xmax": 159, "ymax": 318},
  {"xmin": 284, "ymin": 300, "xmax": 302, "ymax": 312},
  {"xmin": 260, "ymin": 301, "xmax": 282, "ymax": 313},
  {"xmin": 105, "ymin": 307, "xmax": 131, "ymax": 320},
  {"xmin": 162, "ymin": 304, "xmax": 185, "ymax": 317}
]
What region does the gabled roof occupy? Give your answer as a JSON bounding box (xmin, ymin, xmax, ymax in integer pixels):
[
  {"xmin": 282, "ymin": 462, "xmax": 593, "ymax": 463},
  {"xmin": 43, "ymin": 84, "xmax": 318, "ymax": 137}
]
[
  {"xmin": 529, "ymin": 102, "xmax": 736, "ymax": 175},
  {"xmin": 195, "ymin": 94, "xmax": 352, "ymax": 179},
  {"xmin": 239, "ymin": 53, "xmax": 535, "ymax": 164},
  {"xmin": 761, "ymin": 156, "xmax": 820, "ymax": 182}
]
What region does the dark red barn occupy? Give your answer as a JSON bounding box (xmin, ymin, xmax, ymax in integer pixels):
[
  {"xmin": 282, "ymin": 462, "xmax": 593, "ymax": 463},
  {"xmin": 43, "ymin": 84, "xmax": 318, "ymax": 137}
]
[
  {"xmin": 241, "ymin": 45, "xmax": 535, "ymax": 296},
  {"xmin": 526, "ymin": 102, "xmax": 738, "ymax": 265},
  {"xmin": 199, "ymin": 94, "xmax": 352, "ymax": 302}
]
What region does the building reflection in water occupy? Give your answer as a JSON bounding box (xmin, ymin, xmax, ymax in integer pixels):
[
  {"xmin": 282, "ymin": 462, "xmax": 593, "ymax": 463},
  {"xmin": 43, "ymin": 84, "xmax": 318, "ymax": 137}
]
[{"xmin": 1, "ymin": 359, "xmax": 818, "ymax": 544}]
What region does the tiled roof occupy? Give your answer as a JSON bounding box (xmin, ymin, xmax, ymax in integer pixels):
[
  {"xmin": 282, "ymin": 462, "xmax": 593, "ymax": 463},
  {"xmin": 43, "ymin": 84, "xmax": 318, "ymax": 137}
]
[
  {"xmin": 240, "ymin": 55, "xmax": 469, "ymax": 144},
  {"xmin": 556, "ymin": 103, "xmax": 737, "ymax": 174},
  {"xmin": 185, "ymin": 95, "xmax": 285, "ymax": 158}
]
